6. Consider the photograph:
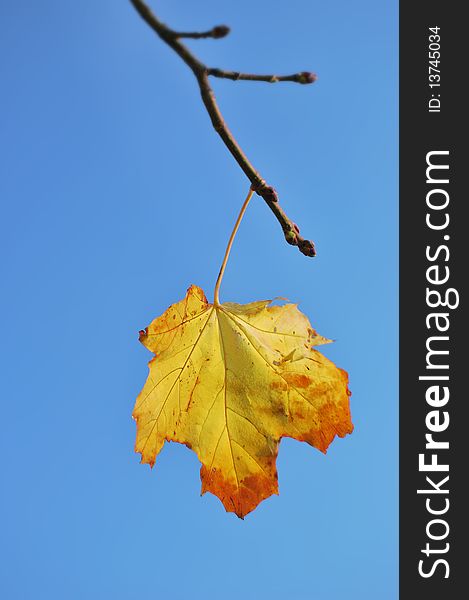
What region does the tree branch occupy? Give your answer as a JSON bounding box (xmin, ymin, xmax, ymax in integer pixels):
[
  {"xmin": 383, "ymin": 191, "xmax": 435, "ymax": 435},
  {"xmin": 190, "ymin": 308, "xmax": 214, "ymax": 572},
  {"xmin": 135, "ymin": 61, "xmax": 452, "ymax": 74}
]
[
  {"xmin": 172, "ymin": 25, "xmax": 230, "ymax": 40},
  {"xmin": 129, "ymin": 0, "xmax": 316, "ymax": 257},
  {"xmin": 208, "ymin": 68, "xmax": 317, "ymax": 85}
]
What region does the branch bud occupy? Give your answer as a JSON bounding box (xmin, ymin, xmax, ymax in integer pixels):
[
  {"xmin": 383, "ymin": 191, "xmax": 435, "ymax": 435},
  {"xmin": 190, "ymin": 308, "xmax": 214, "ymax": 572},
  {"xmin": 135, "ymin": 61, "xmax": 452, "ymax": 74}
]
[
  {"xmin": 212, "ymin": 25, "xmax": 230, "ymax": 38},
  {"xmin": 262, "ymin": 186, "xmax": 278, "ymax": 203},
  {"xmin": 298, "ymin": 71, "xmax": 317, "ymax": 84},
  {"xmin": 298, "ymin": 239, "xmax": 316, "ymax": 257}
]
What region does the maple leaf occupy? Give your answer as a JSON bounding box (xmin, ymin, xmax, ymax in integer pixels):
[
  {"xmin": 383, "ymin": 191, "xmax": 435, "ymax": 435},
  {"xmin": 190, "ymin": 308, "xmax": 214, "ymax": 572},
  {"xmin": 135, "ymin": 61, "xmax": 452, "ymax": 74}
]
[{"xmin": 133, "ymin": 284, "xmax": 353, "ymax": 518}]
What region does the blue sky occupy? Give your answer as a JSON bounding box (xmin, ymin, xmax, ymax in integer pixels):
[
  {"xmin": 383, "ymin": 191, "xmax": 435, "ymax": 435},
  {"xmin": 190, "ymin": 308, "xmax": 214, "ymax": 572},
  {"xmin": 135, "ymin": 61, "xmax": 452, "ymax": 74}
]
[{"xmin": 1, "ymin": 1, "xmax": 397, "ymax": 598}]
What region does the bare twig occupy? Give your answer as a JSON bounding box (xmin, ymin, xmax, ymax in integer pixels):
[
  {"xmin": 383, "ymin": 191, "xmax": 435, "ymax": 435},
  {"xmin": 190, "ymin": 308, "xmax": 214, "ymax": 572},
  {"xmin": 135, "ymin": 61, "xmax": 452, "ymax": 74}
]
[
  {"xmin": 172, "ymin": 25, "xmax": 230, "ymax": 40},
  {"xmin": 208, "ymin": 68, "xmax": 317, "ymax": 85},
  {"xmin": 130, "ymin": 0, "xmax": 317, "ymax": 257}
]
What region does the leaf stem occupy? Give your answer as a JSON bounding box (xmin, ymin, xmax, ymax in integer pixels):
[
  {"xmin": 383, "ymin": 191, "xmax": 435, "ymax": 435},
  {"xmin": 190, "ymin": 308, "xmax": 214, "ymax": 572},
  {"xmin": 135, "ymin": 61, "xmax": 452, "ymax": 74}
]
[{"xmin": 214, "ymin": 187, "xmax": 254, "ymax": 306}]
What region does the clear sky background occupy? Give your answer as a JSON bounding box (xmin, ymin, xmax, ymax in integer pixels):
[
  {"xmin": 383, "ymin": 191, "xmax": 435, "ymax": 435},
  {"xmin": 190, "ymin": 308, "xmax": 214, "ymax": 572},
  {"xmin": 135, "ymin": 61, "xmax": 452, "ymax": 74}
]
[{"xmin": 1, "ymin": 1, "xmax": 398, "ymax": 598}]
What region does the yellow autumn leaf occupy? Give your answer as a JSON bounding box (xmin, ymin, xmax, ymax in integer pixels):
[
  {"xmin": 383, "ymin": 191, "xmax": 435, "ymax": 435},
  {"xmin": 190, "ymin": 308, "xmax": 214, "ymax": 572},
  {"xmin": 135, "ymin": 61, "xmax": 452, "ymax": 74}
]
[{"xmin": 133, "ymin": 284, "xmax": 353, "ymax": 518}]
